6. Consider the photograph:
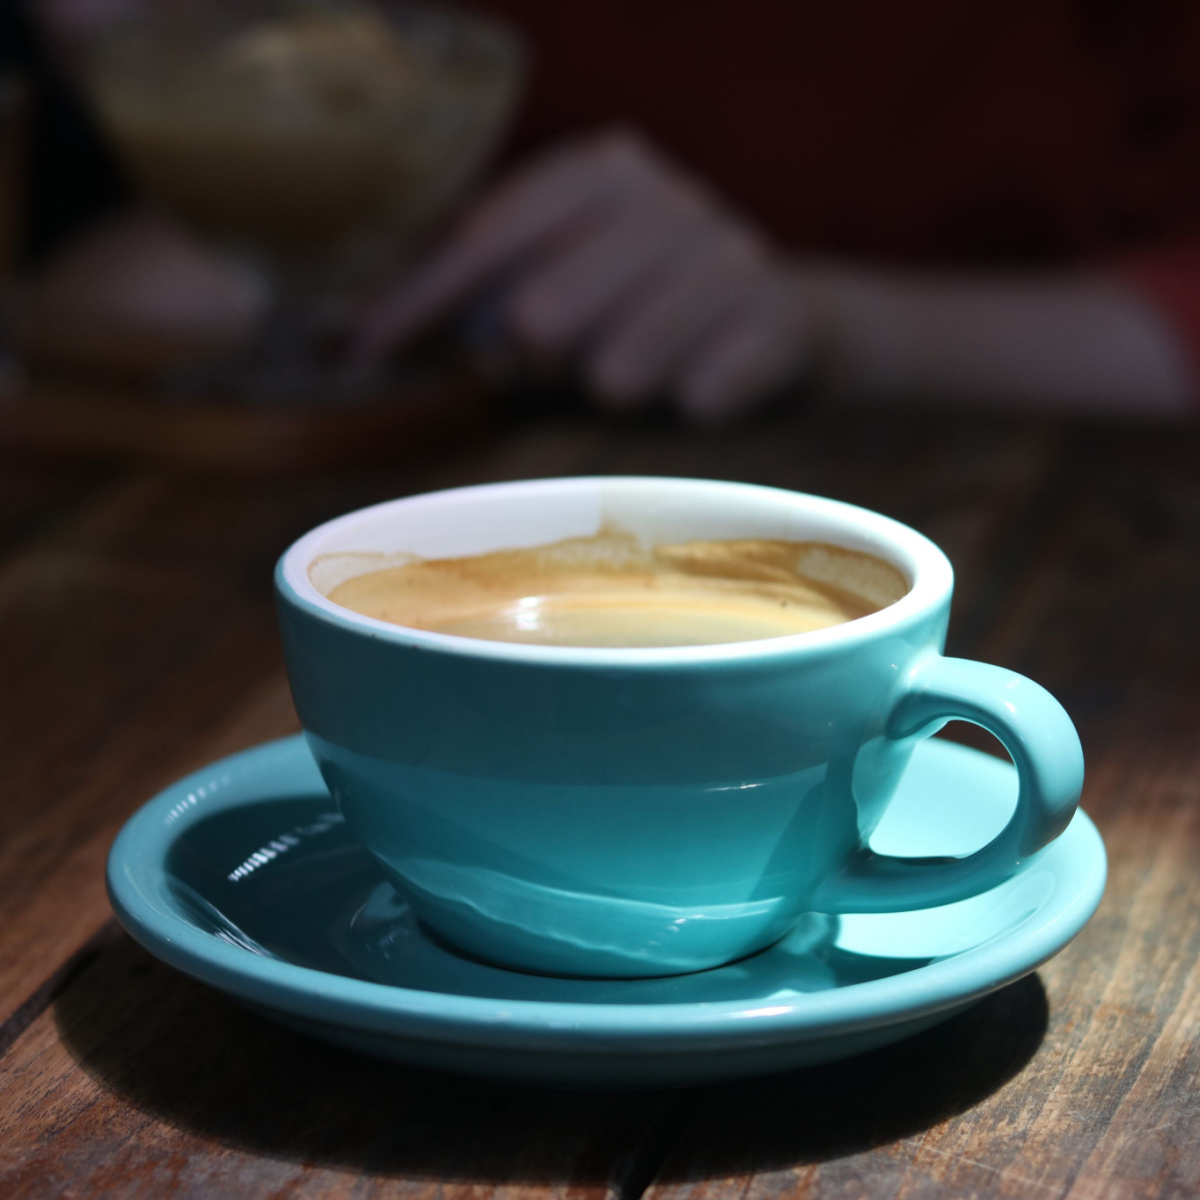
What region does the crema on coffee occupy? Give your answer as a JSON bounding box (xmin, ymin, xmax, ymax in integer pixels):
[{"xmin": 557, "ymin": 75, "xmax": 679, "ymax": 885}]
[{"xmin": 323, "ymin": 531, "xmax": 909, "ymax": 647}]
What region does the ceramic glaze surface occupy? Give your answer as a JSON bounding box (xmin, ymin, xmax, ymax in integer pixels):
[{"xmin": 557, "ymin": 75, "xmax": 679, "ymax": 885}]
[
  {"xmin": 106, "ymin": 735, "xmax": 1106, "ymax": 1087},
  {"xmin": 276, "ymin": 478, "xmax": 1085, "ymax": 977}
]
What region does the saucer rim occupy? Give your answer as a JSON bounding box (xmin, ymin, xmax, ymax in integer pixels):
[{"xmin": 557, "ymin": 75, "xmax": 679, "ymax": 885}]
[{"xmin": 107, "ymin": 735, "xmax": 1106, "ymax": 1053}]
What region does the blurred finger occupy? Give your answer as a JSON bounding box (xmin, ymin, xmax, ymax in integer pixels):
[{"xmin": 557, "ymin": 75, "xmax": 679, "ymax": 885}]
[
  {"xmin": 357, "ymin": 131, "xmax": 669, "ymax": 357},
  {"xmin": 587, "ymin": 230, "xmax": 767, "ymax": 404},
  {"xmin": 506, "ymin": 200, "xmax": 707, "ymax": 356},
  {"xmin": 677, "ymin": 294, "xmax": 808, "ymax": 421}
]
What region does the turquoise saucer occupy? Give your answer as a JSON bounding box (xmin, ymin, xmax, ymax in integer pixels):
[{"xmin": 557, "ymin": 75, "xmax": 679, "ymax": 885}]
[{"xmin": 107, "ymin": 736, "xmax": 1105, "ymax": 1088}]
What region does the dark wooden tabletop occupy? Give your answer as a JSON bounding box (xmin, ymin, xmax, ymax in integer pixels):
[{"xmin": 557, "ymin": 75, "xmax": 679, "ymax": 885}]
[{"xmin": 1, "ymin": 401, "xmax": 1198, "ymax": 1199}]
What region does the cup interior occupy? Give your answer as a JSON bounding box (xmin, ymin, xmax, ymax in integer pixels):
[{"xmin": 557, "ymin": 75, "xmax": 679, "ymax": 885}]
[{"xmin": 280, "ymin": 477, "xmax": 951, "ymax": 658}]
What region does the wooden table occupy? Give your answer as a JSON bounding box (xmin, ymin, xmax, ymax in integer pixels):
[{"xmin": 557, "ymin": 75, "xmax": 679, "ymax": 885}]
[{"xmin": 1, "ymin": 402, "xmax": 1197, "ymax": 1198}]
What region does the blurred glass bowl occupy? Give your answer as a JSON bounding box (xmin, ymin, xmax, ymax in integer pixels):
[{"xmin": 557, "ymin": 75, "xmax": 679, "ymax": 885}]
[{"xmin": 76, "ymin": 0, "xmax": 525, "ymax": 396}]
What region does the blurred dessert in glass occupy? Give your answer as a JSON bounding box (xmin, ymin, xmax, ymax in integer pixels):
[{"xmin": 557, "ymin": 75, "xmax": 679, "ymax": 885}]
[{"xmin": 36, "ymin": 0, "xmax": 525, "ymax": 396}]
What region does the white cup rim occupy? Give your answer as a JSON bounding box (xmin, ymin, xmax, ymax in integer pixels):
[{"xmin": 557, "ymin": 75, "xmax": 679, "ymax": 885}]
[{"xmin": 277, "ymin": 476, "xmax": 954, "ymax": 667}]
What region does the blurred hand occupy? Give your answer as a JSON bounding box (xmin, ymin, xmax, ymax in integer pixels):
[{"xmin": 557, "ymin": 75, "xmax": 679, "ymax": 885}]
[{"xmin": 358, "ymin": 130, "xmax": 813, "ymax": 421}]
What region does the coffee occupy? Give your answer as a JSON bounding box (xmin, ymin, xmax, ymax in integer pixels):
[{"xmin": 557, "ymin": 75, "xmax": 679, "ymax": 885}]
[{"xmin": 324, "ymin": 531, "xmax": 908, "ymax": 648}]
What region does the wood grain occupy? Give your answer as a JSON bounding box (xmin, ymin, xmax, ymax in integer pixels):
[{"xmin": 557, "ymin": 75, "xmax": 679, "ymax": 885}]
[
  {"xmin": 0, "ymin": 408, "xmax": 1197, "ymax": 1199},
  {"xmin": 0, "ymin": 372, "xmax": 492, "ymax": 474},
  {"xmin": 0, "ymin": 934, "xmax": 677, "ymax": 1200}
]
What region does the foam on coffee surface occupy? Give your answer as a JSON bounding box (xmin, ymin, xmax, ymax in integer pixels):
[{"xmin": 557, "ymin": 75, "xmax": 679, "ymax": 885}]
[{"xmin": 323, "ymin": 532, "xmax": 909, "ymax": 647}]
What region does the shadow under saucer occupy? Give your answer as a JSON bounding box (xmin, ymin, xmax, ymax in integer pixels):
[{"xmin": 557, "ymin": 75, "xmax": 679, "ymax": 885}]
[{"xmin": 51, "ymin": 933, "xmax": 1049, "ymax": 1184}]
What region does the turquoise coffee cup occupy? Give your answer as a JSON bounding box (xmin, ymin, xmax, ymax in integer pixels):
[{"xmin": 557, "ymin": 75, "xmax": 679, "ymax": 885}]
[{"xmin": 276, "ymin": 477, "xmax": 1084, "ymax": 978}]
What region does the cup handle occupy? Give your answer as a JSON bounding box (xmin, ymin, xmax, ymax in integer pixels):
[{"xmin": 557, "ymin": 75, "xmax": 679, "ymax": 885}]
[{"xmin": 809, "ymin": 654, "xmax": 1084, "ymax": 913}]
